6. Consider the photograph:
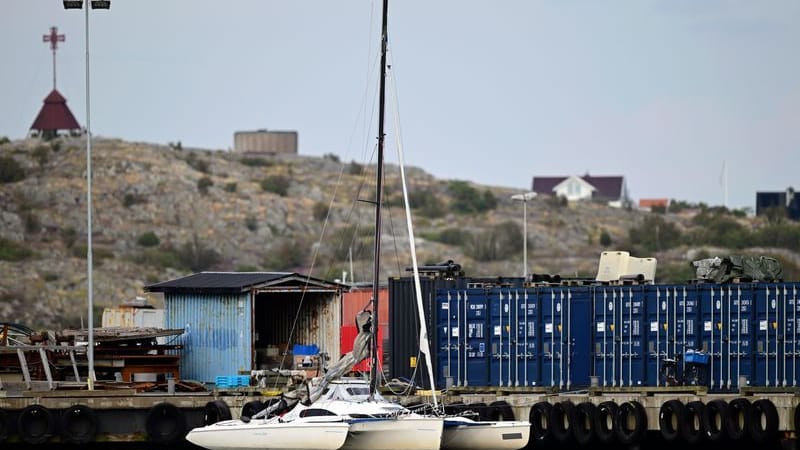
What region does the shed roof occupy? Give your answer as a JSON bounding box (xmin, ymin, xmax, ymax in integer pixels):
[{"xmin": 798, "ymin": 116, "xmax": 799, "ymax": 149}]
[
  {"xmin": 30, "ymin": 89, "xmax": 81, "ymax": 131},
  {"xmin": 145, "ymin": 271, "xmax": 341, "ymax": 294}
]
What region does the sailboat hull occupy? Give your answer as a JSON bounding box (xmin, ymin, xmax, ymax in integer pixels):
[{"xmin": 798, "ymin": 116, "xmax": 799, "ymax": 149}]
[
  {"xmin": 441, "ymin": 419, "xmax": 531, "ymax": 450},
  {"xmin": 342, "ymin": 416, "xmax": 444, "ymax": 450},
  {"xmin": 185, "ymin": 419, "xmax": 350, "ymax": 450}
]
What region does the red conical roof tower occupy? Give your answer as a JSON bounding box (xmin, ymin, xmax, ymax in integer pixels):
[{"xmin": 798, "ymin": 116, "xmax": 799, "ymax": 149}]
[{"xmin": 30, "ymin": 26, "xmax": 81, "ymax": 139}]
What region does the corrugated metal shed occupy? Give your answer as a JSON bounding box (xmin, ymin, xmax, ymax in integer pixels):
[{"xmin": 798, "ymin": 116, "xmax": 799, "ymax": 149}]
[{"xmin": 145, "ymin": 272, "xmax": 344, "ymax": 383}]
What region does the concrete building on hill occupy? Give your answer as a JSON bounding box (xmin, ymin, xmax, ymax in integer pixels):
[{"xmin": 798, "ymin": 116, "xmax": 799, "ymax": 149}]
[{"xmin": 233, "ymin": 129, "xmax": 298, "ymax": 155}]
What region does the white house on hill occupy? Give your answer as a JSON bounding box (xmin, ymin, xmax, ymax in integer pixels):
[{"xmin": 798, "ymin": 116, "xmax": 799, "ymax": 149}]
[{"xmin": 532, "ymin": 174, "xmax": 630, "ymax": 208}]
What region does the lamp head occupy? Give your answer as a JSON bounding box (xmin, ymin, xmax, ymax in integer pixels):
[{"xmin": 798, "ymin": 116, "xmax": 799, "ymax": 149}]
[{"xmin": 63, "ymin": 0, "xmax": 83, "ymax": 9}]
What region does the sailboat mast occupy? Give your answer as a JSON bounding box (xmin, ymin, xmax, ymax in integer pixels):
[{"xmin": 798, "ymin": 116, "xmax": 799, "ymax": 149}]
[{"xmin": 370, "ymin": 0, "xmax": 389, "ymax": 397}]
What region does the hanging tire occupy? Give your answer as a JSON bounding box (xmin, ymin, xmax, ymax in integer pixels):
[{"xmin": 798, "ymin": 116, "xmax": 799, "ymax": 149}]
[
  {"xmin": 60, "ymin": 404, "xmax": 98, "ymax": 444},
  {"xmin": 0, "ymin": 408, "xmax": 9, "ymax": 443},
  {"xmin": 445, "ymin": 402, "xmax": 466, "ymax": 416},
  {"xmin": 18, "ymin": 404, "xmax": 55, "ymax": 444},
  {"xmin": 489, "ymin": 400, "xmax": 516, "ymax": 421},
  {"xmin": 594, "ymin": 401, "xmax": 618, "ymax": 445},
  {"xmin": 467, "ymin": 402, "xmax": 489, "ymax": 421},
  {"xmin": 241, "ymin": 400, "xmax": 266, "ymax": 419},
  {"xmin": 795, "ymin": 405, "xmax": 800, "ymax": 439},
  {"xmin": 146, "ymin": 402, "xmax": 186, "ymax": 445},
  {"xmin": 614, "ymin": 401, "xmax": 647, "ymax": 445},
  {"xmin": 725, "ymin": 398, "xmax": 751, "ymax": 441},
  {"xmin": 659, "ymin": 399, "xmax": 684, "ymax": 442},
  {"xmin": 749, "ymin": 399, "xmax": 779, "ymax": 445},
  {"xmin": 682, "ymin": 400, "xmax": 706, "ymax": 445},
  {"xmin": 550, "ymin": 401, "xmax": 575, "ymax": 444},
  {"xmin": 572, "ymin": 401, "xmax": 596, "ymax": 446},
  {"xmin": 203, "ymin": 400, "xmax": 232, "ymax": 425},
  {"xmin": 529, "ymin": 401, "xmax": 553, "ymax": 444},
  {"xmin": 702, "ymin": 399, "xmax": 729, "ymax": 442}
]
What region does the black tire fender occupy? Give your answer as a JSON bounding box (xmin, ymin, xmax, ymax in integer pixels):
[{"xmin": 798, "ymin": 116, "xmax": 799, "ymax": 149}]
[
  {"xmin": 488, "ymin": 400, "xmax": 516, "ymax": 421},
  {"xmin": 749, "ymin": 398, "xmax": 779, "ymax": 444},
  {"xmin": 203, "ymin": 400, "xmax": 232, "ymax": 425},
  {"xmin": 725, "ymin": 397, "xmax": 751, "ymax": 441},
  {"xmin": 682, "ymin": 400, "xmax": 706, "ymax": 445},
  {"xmin": 614, "ymin": 401, "xmax": 647, "ymax": 445},
  {"xmin": 529, "ymin": 401, "xmax": 553, "ymax": 444},
  {"xmin": 795, "ymin": 404, "xmax": 800, "ymax": 440},
  {"xmin": 550, "ymin": 401, "xmax": 575, "ymax": 443},
  {"xmin": 572, "ymin": 401, "xmax": 596, "ymax": 446},
  {"xmin": 702, "ymin": 399, "xmax": 729, "ymax": 442},
  {"xmin": 240, "ymin": 400, "xmax": 266, "ymax": 419},
  {"xmin": 658, "ymin": 399, "xmax": 684, "ymax": 442},
  {"xmin": 444, "ymin": 402, "xmax": 466, "ymax": 416},
  {"xmin": 17, "ymin": 404, "xmax": 55, "ymax": 445},
  {"xmin": 0, "ymin": 408, "xmax": 8, "ymax": 443},
  {"xmin": 60, "ymin": 404, "xmax": 98, "ymax": 444},
  {"xmin": 594, "ymin": 401, "xmax": 618, "ymax": 444},
  {"xmin": 146, "ymin": 402, "xmax": 186, "ymax": 445},
  {"xmin": 467, "ymin": 402, "xmax": 489, "ymax": 421}
]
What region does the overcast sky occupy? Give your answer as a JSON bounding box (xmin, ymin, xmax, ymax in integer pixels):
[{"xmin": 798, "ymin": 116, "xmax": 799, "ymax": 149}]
[{"xmin": 2, "ymin": 1, "xmax": 798, "ymax": 210}]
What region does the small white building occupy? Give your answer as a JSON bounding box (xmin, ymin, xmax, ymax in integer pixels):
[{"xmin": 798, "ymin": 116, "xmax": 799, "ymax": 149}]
[{"xmin": 532, "ymin": 174, "xmax": 629, "ymax": 208}]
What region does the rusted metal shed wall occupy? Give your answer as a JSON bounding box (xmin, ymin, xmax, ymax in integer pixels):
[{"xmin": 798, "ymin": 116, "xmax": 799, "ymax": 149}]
[{"xmin": 164, "ymin": 292, "xmax": 252, "ymax": 383}]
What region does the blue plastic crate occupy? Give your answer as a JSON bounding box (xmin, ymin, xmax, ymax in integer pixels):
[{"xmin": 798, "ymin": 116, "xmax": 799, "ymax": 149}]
[
  {"xmin": 684, "ymin": 350, "xmax": 710, "ymax": 365},
  {"xmin": 215, "ymin": 375, "xmax": 250, "ymax": 388}
]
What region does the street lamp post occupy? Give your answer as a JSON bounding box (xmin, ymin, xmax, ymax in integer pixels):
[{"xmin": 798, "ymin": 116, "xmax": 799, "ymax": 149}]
[
  {"xmin": 510, "ymin": 192, "xmax": 537, "ymax": 280},
  {"xmin": 63, "ymin": 0, "xmax": 110, "ymax": 390}
]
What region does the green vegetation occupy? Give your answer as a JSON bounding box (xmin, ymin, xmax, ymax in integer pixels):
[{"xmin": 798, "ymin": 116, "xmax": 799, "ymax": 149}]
[
  {"xmin": 123, "ymin": 193, "xmax": 147, "ymax": 208},
  {"xmin": 241, "ymin": 157, "xmax": 271, "ymax": 167},
  {"xmin": 628, "ymin": 215, "xmax": 683, "ymax": 253},
  {"xmin": 465, "ymin": 221, "xmax": 522, "ymax": 261},
  {"xmin": 136, "ymin": 231, "xmax": 160, "ymax": 247},
  {"xmin": 313, "ymin": 201, "xmax": 329, "ymax": 222},
  {"xmin": 31, "ymin": 145, "xmax": 49, "ymax": 171},
  {"xmin": 61, "ymin": 227, "xmax": 77, "ymax": 249},
  {"xmin": 262, "ymin": 235, "xmax": 308, "ymax": 270},
  {"xmin": 323, "ymin": 153, "xmax": 340, "ymax": 163},
  {"xmin": 260, "ymin": 175, "xmax": 290, "ymax": 196},
  {"xmin": 177, "ymin": 238, "xmax": 221, "ymax": 272},
  {"xmin": 600, "ymin": 229, "xmax": 613, "ymax": 247},
  {"xmin": 197, "ymin": 176, "xmax": 213, "ymax": 195},
  {"xmin": 224, "ymin": 182, "xmax": 237, "ymax": 193},
  {"xmin": 421, "ymin": 227, "xmax": 471, "ymax": 246},
  {"xmin": 0, "ymin": 156, "xmax": 25, "ymax": 183},
  {"xmin": 408, "ymin": 189, "xmax": 445, "ymax": 218},
  {"xmin": 348, "ymin": 161, "xmax": 364, "ymax": 175},
  {"xmin": 186, "ymin": 152, "xmax": 209, "ymax": 173},
  {"xmin": 447, "ymin": 181, "xmax": 498, "ymax": 214},
  {"xmin": 0, "ymin": 136, "xmax": 10, "ymax": 145},
  {"xmin": 131, "ymin": 247, "xmax": 183, "ymax": 270},
  {"xmin": 245, "ymin": 215, "xmax": 258, "ymax": 232},
  {"xmin": 0, "ymin": 237, "xmax": 33, "ymax": 261}
]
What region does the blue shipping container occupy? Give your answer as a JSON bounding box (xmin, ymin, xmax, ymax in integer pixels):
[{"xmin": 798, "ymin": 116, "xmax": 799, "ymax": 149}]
[
  {"xmin": 594, "ymin": 286, "xmax": 647, "ymax": 387},
  {"xmin": 436, "ymin": 289, "xmax": 489, "ymax": 387}
]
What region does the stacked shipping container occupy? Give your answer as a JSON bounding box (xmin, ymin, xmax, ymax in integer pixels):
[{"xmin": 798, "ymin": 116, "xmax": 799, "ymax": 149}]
[{"xmin": 390, "ymin": 278, "xmax": 800, "ymax": 391}]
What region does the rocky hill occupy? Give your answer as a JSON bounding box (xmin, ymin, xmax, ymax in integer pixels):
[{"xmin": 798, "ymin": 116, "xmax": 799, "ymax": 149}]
[{"xmin": 1, "ymin": 137, "xmax": 798, "ymax": 329}]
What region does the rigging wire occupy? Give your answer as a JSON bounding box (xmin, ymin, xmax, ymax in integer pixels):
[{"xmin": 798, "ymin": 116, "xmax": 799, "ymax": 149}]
[{"xmin": 267, "ymin": 5, "xmax": 385, "ymax": 392}]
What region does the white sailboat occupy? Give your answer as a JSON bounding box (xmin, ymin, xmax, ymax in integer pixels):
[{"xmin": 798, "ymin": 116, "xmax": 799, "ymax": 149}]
[{"xmin": 188, "ymin": 1, "xmax": 443, "ymax": 449}]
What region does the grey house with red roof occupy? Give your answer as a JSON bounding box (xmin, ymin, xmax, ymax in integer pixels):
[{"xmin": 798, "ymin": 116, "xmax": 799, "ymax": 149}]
[{"xmin": 532, "ymin": 174, "xmax": 630, "ymax": 208}]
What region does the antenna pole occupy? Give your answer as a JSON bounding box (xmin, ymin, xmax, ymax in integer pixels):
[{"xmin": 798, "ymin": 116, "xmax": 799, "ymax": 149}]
[{"xmin": 370, "ymin": 0, "xmax": 389, "ymax": 398}]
